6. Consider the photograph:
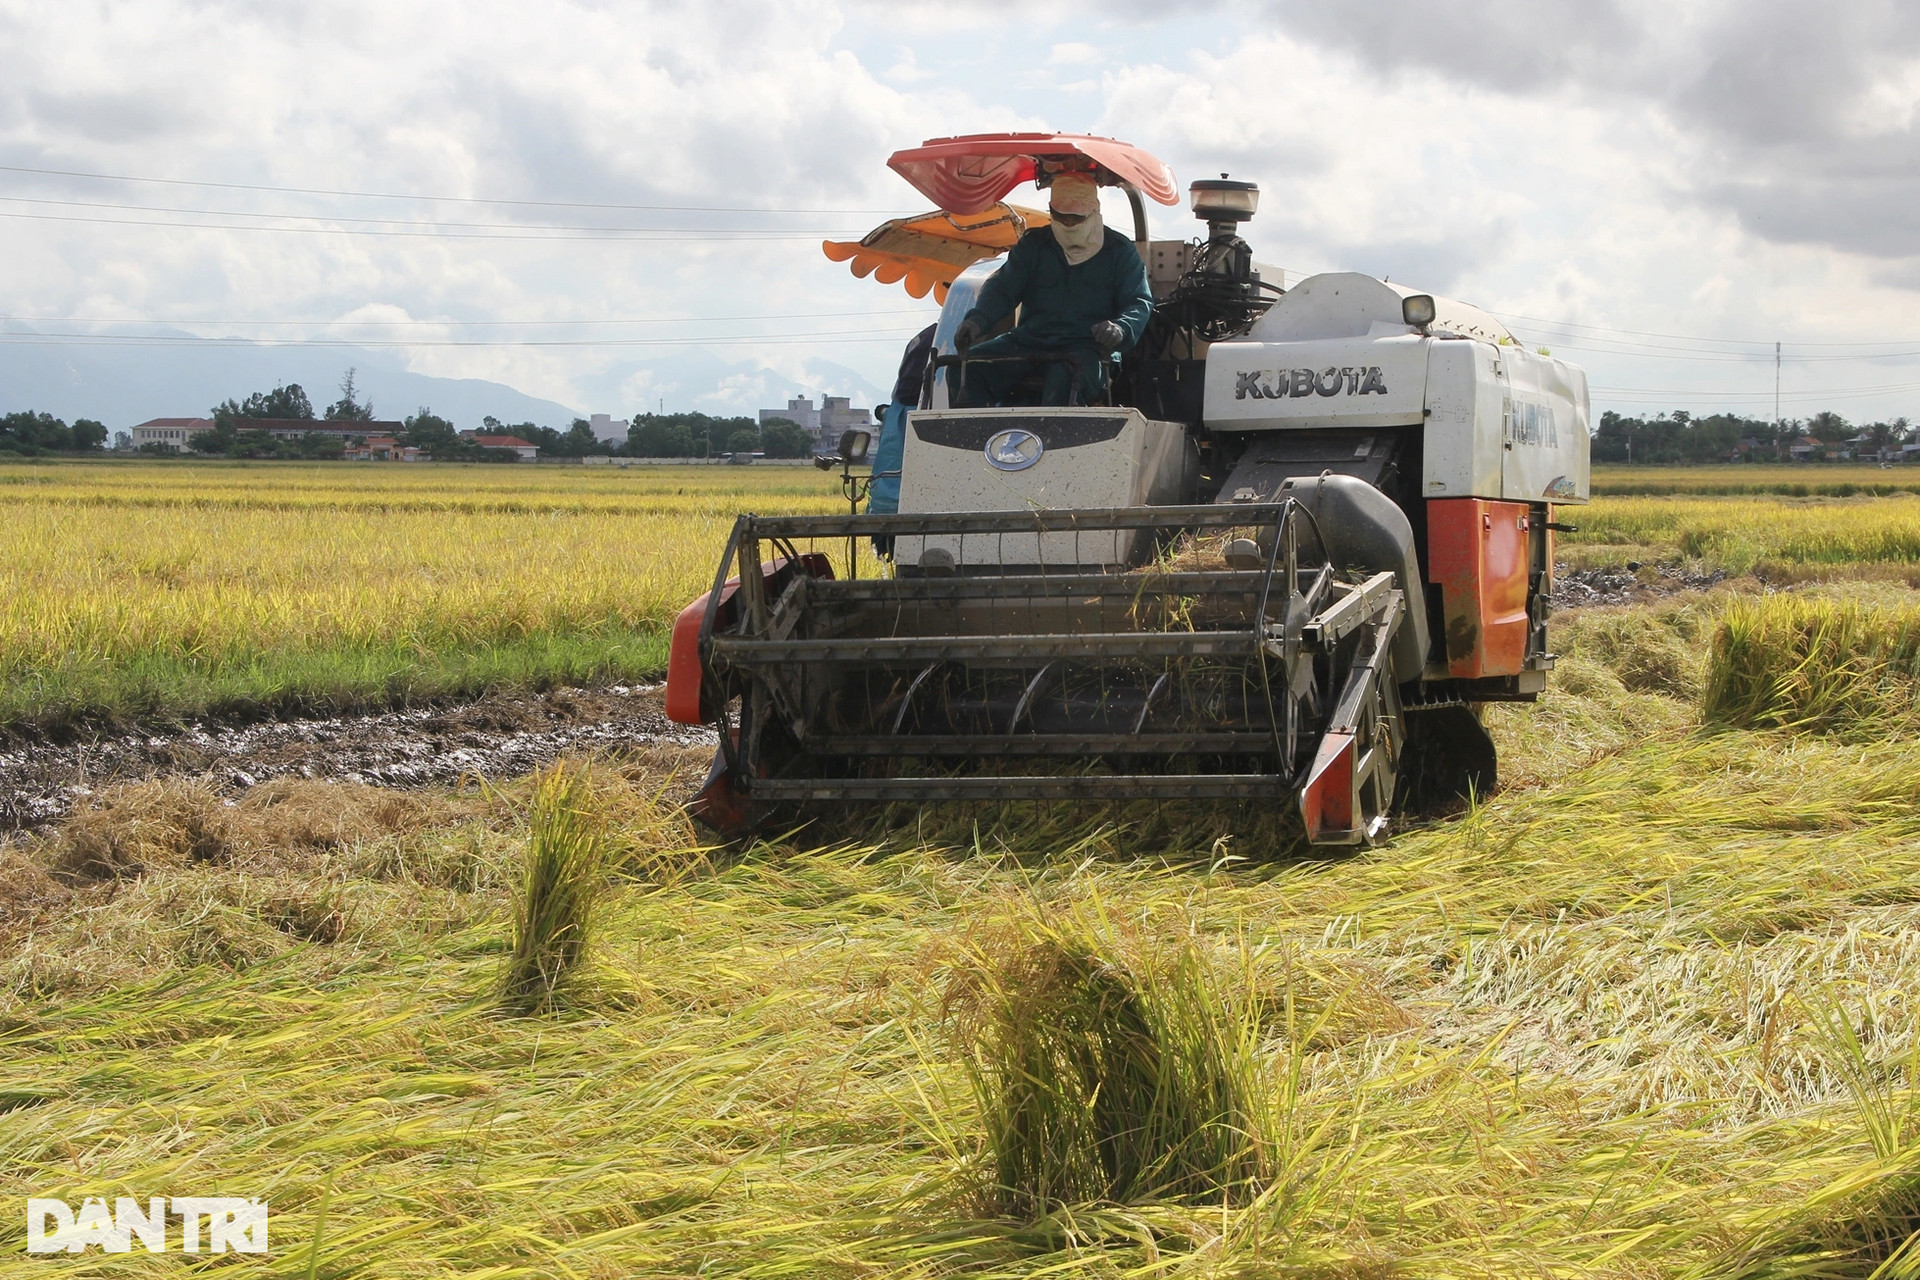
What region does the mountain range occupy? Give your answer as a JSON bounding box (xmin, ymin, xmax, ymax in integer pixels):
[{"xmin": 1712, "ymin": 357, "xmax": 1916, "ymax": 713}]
[{"xmin": 0, "ymin": 332, "xmax": 895, "ymax": 431}]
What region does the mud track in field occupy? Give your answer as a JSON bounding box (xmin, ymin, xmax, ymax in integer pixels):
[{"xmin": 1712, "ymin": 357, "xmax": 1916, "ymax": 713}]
[
  {"xmin": 1, "ymin": 565, "xmax": 1725, "ymax": 836},
  {"xmin": 0, "ymin": 686, "xmax": 716, "ymax": 834},
  {"xmin": 1552, "ymin": 562, "xmax": 1729, "ymax": 609}
]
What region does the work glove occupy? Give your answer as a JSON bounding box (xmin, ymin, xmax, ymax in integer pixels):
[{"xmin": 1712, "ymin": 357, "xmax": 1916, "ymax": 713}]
[
  {"xmin": 954, "ymin": 318, "xmax": 983, "ymax": 353},
  {"xmin": 1091, "ymin": 320, "xmax": 1125, "ymax": 354}
]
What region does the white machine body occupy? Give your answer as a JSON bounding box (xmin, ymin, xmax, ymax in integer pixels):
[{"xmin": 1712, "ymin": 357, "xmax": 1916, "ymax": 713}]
[
  {"xmin": 1204, "ymin": 273, "xmax": 1590, "ymax": 505},
  {"xmin": 896, "ymin": 406, "xmax": 1194, "ymax": 566}
]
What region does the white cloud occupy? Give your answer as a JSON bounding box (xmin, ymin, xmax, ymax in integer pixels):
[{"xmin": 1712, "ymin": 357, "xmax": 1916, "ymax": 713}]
[
  {"xmin": 883, "ymin": 47, "xmax": 936, "ymax": 84},
  {"xmin": 1047, "ymin": 41, "xmax": 1102, "ymax": 65},
  {"xmin": 3, "ymin": 0, "xmax": 1920, "ymax": 425}
]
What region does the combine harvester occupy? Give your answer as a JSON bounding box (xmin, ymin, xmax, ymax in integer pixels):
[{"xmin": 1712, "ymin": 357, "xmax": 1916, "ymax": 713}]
[{"xmin": 666, "ymin": 133, "xmax": 1589, "ymax": 846}]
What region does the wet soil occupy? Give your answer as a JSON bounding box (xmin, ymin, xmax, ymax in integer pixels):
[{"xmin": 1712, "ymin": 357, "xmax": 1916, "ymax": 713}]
[
  {"xmin": 1552, "ymin": 562, "xmax": 1729, "ymax": 609},
  {"xmin": 0, "ymin": 564, "xmax": 1730, "ymax": 836},
  {"xmin": 0, "ymin": 685, "xmax": 715, "ymax": 834}
]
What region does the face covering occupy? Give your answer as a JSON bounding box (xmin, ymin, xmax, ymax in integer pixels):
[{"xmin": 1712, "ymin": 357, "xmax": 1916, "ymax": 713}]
[{"xmin": 1048, "ymin": 174, "xmax": 1105, "ymax": 266}]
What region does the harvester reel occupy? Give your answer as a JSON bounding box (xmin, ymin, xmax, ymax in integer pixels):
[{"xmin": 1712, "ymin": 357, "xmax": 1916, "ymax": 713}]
[
  {"xmin": 686, "ymin": 502, "xmax": 1419, "ymax": 849},
  {"xmin": 1266, "ymin": 506, "xmax": 1330, "ymax": 779}
]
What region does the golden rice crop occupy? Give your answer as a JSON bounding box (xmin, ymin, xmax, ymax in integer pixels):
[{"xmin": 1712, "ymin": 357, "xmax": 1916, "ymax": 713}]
[
  {"xmin": 1704, "ymin": 593, "xmax": 1920, "ymax": 732},
  {"xmin": 0, "ymin": 459, "xmax": 846, "ymax": 725},
  {"xmin": 1564, "ymin": 492, "xmax": 1920, "ymax": 572},
  {"xmin": 1592, "ymin": 463, "xmax": 1920, "ymax": 497},
  {"xmin": 0, "ymin": 455, "xmax": 838, "ymax": 514},
  {"xmin": 12, "ymin": 465, "xmax": 1920, "ymax": 1273},
  {"xmin": 12, "ymin": 678, "xmax": 1920, "ymax": 1273}
]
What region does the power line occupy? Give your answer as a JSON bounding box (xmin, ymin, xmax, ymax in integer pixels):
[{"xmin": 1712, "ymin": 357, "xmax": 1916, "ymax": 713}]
[
  {"xmin": 1510, "ymin": 334, "xmax": 1920, "ymax": 364},
  {"xmin": 0, "ymin": 192, "xmax": 872, "ymax": 235},
  {"xmin": 0, "ymin": 161, "xmax": 917, "ymax": 217},
  {"xmin": 1593, "ymin": 380, "xmax": 1920, "ymax": 402},
  {"xmin": 0, "ymin": 329, "xmax": 925, "ymax": 349},
  {"xmin": 0, "ymin": 209, "xmax": 864, "ymax": 241},
  {"xmin": 0, "ymin": 307, "xmax": 934, "ymax": 326},
  {"xmin": 1502, "ymin": 311, "xmax": 1920, "ymax": 350}
]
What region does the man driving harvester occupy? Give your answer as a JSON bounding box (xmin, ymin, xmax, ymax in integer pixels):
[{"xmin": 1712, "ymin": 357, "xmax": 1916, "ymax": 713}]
[{"xmin": 952, "ymin": 167, "xmax": 1155, "ymax": 407}]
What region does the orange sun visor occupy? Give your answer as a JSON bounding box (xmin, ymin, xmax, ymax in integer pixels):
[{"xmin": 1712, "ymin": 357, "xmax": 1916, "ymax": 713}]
[
  {"xmin": 821, "ymin": 203, "xmax": 1049, "ymax": 303},
  {"xmin": 886, "ymin": 132, "xmax": 1180, "ymax": 216}
]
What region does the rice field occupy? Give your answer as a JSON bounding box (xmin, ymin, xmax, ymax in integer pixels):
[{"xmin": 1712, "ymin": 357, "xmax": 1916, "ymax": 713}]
[
  {"xmin": 8, "ymin": 460, "xmax": 1920, "ymax": 1274},
  {"xmin": 0, "ymin": 460, "xmax": 845, "ymax": 730},
  {"xmin": 13, "ymin": 458, "xmax": 1920, "ymax": 731},
  {"xmin": 8, "ymin": 603, "xmax": 1920, "ymax": 1275},
  {"xmin": 1561, "ymin": 492, "xmax": 1920, "ymax": 576},
  {"xmin": 1593, "ymin": 463, "xmax": 1920, "ymax": 497}
]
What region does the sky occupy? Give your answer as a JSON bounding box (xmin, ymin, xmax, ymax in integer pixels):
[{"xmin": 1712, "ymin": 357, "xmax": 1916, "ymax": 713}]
[{"xmin": 5, "ymin": 0, "xmax": 1920, "ymax": 427}]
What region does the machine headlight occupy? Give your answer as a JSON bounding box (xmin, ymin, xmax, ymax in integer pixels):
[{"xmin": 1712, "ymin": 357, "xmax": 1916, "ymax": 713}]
[
  {"xmin": 839, "ymin": 428, "xmax": 873, "ymax": 464},
  {"xmin": 1402, "ymin": 294, "xmax": 1437, "ymax": 329}
]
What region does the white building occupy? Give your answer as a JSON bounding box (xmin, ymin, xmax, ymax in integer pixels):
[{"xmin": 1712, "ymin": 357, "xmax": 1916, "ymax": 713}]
[
  {"xmin": 130, "ymin": 417, "xmax": 212, "ymax": 451},
  {"xmin": 817, "ymin": 395, "xmax": 874, "ymax": 449},
  {"xmin": 588, "ymin": 413, "xmax": 629, "ymax": 446},
  {"xmin": 759, "ymin": 396, "xmax": 820, "ymax": 434},
  {"xmin": 758, "ymin": 395, "xmax": 873, "ymax": 451}
]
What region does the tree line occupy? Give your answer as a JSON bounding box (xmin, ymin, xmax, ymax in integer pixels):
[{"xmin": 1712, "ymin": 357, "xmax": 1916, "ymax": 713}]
[
  {"xmin": 1595, "ymin": 410, "xmax": 1916, "ymax": 463},
  {"xmin": 0, "ymin": 412, "xmax": 109, "ymax": 456},
  {"xmin": 5, "ymin": 366, "xmax": 832, "ymax": 461},
  {"xmin": 14, "ymin": 385, "xmax": 1920, "ymax": 468},
  {"xmin": 400, "ymin": 411, "xmax": 816, "ymax": 460},
  {"xmin": 180, "ymin": 372, "xmax": 820, "ymax": 460}
]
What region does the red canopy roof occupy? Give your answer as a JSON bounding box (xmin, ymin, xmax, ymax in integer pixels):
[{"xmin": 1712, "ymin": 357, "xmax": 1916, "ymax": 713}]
[{"xmin": 887, "ymin": 133, "xmax": 1179, "ymax": 216}]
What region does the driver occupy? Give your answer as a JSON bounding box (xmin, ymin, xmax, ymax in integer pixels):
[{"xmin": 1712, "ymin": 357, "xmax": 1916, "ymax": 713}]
[{"xmin": 952, "ymin": 171, "xmax": 1154, "ymax": 407}]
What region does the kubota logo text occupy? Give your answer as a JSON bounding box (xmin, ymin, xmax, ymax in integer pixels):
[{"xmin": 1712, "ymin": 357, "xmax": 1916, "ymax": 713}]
[
  {"xmin": 26, "ymin": 1197, "xmax": 268, "ymax": 1254},
  {"xmin": 1235, "ymin": 367, "xmax": 1389, "ymax": 399}
]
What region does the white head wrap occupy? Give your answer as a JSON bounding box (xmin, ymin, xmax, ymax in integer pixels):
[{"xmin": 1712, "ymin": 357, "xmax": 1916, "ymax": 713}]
[{"xmin": 1048, "ymin": 173, "xmax": 1104, "ymax": 266}]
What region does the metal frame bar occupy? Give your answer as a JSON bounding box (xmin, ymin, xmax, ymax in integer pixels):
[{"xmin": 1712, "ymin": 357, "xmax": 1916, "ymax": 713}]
[
  {"xmin": 732, "ymin": 503, "xmax": 1294, "ymax": 540},
  {"xmin": 930, "ymin": 350, "xmax": 1090, "ymax": 409},
  {"xmin": 1296, "ymin": 571, "xmax": 1397, "ymax": 651},
  {"xmin": 712, "ymin": 630, "xmax": 1260, "ymax": 663},
  {"xmin": 801, "ymin": 732, "xmax": 1280, "ymax": 757},
  {"xmin": 749, "ymin": 774, "xmax": 1288, "ymax": 802},
  {"xmin": 810, "ymin": 571, "xmax": 1274, "ymax": 602}
]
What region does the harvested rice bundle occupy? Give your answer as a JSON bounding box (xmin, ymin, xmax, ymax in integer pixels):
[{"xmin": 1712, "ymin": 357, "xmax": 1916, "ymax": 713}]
[
  {"xmin": 943, "ymin": 904, "xmax": 1269, "ymax": 1216},
  {"xmin": 501, "ymin": 763, "xmax": 611, "ymax": 1013}
]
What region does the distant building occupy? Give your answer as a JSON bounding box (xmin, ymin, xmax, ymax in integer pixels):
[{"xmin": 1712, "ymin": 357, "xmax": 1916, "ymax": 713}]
[
  {"xmin": 233, "ymin": 418, "xmax": 404, "ymax": 441},
  {"xmin": 588, "ymin": 413, "xmax": 629, "ymax": 446},
  {"xmin": 135, "ymin": 420, "xmax": 408, "ymax": 450},
  {"xmin": 759, "ymin": 396, "xmax": 820, "ymax": 434},
  {"xmin": 345, "ymin": 435, "xmax": 426, "ymax": 462},
  {"xmin": 758, "ymin": 394, "xmax": 873, "ymax": 451},
  {"xmin": 468, "ymin": 434, "xmax": 539, "ymax": 461},
  {"xmin": 1843, "ymin": 432, "xmax": 1890, "ymax": 462},
  {"xmin": 131, "ymin": 417, "xmax": 212, "ymax": 451},
  {"xmin": 817, "ymin": 396, "xmax": 873, "ymax": 450}
]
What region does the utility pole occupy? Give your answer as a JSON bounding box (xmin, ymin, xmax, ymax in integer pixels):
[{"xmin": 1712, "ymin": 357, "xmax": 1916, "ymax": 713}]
[{"xmin": 1775, "ymin": 341, "xmax": 1782, "ymax": 433}]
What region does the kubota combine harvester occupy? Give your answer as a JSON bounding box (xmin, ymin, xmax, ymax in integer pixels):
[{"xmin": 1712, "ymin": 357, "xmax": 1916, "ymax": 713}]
[{"xmin": 665, "ymin": 133, "xmax": 1589, "ymax": 846}]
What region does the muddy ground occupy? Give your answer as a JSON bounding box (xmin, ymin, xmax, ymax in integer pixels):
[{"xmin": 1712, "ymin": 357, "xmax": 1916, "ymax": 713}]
[
  {"xmin": 0, "ymin": 565, "xmax": 1719, "ymax": 835},
  {"xmin": 0, "ymin": 685, "xmax": 716, "ymax": 834},
  {"xmin": 1551, "ymin": 562, "xmax": 1728, "ymax": 608}
]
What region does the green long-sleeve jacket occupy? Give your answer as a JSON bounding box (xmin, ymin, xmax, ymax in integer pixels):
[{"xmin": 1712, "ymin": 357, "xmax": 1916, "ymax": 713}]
[{"xmin": 962, "ymin": 226, "xmax": 1155, "ymax": 352}]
